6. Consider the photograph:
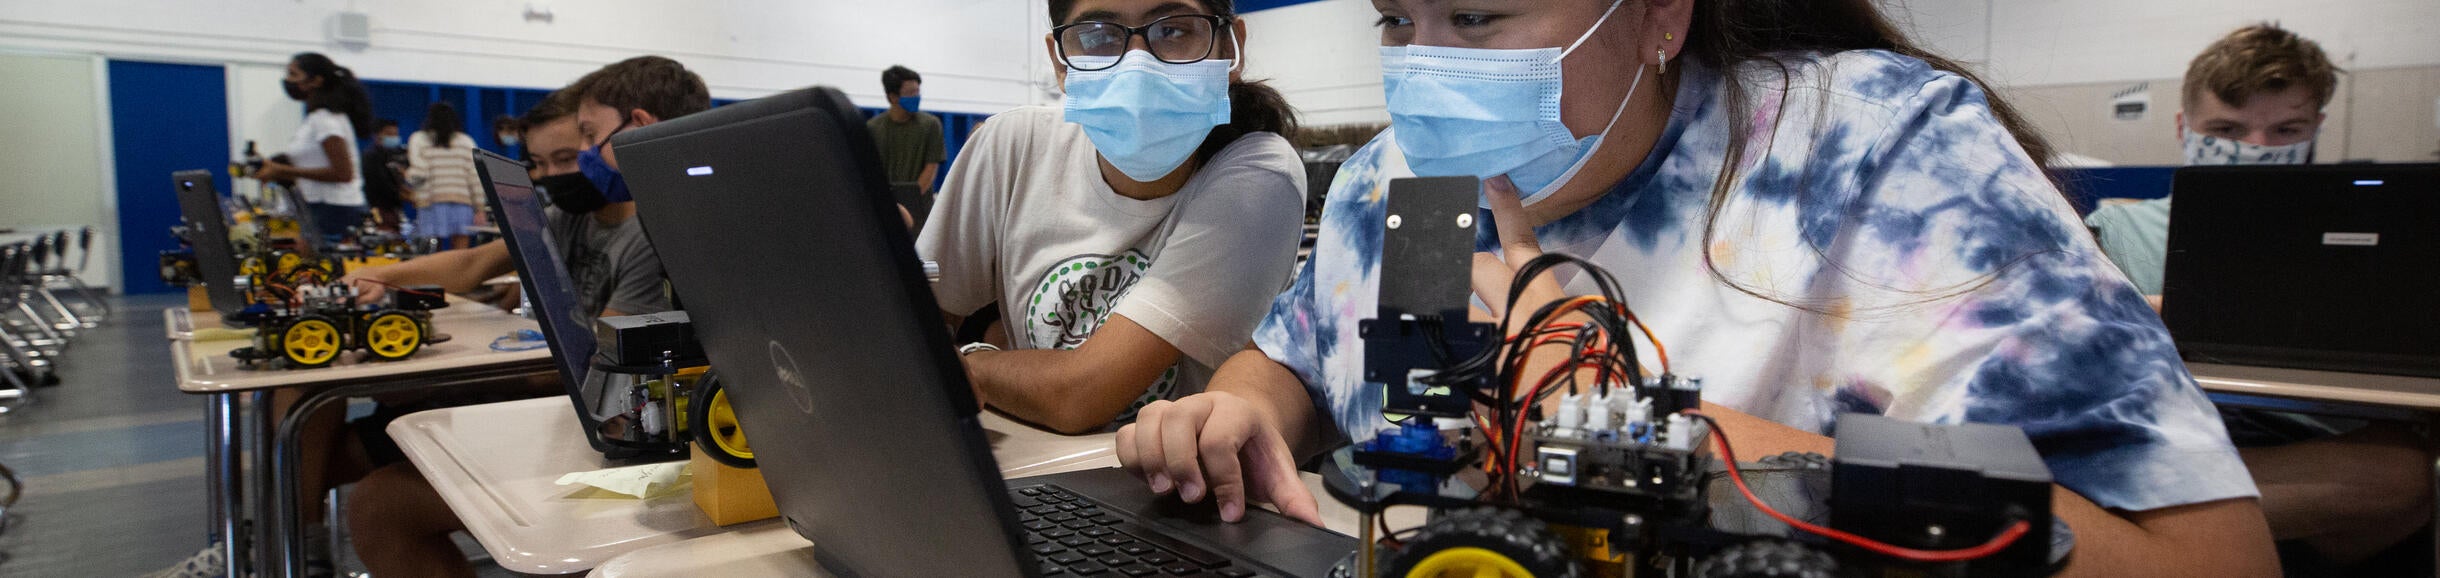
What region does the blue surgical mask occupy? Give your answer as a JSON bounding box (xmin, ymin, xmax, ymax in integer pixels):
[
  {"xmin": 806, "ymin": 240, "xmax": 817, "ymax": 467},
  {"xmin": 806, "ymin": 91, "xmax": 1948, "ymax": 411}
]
[
  {"xmin": 2181, "ymin": 129, "xmax": 2312, "ymax": 166},
  {"xmin": 1063, "ymin": 50, "xmax": 1234, "ymax": 182},
  {"xmin": 1381, "ymin": 0, "xmax": 1640, "ymax": 207},
  {"xmin": 897, "ymin": 96, "xmax": 922, "ymax": 114},
  {"xmin": 578, "ymin": 147, "xmax": 632, "ymax": 203},
  {"xmin": 499, "ymin": 133, "xmax": 521, "ymax": 148},
  {"xmin": 379, "ymin": 135, "xmax": 402, "ymax": 149}
]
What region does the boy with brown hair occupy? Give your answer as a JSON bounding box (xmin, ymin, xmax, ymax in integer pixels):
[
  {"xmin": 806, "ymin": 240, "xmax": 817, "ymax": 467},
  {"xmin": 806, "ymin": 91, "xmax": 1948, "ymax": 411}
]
[{"xmin": 2089, "ymin": 23, "xmax": 2338, "ymax": 296}]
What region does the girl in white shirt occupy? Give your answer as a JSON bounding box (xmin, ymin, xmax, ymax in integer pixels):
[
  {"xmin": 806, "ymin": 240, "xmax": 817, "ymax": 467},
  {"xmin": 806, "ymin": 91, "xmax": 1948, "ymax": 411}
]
[{"xmin": 256, "ymin": 52, "xmax": 373, "ymax": 243}]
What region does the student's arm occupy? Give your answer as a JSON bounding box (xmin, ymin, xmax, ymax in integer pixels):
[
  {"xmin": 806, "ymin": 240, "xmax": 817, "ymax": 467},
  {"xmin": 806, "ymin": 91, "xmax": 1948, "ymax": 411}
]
[
  {"xmin": 964, "ymin": 315, "xmax": 1184, "ymax": 434},
  {"xmin": 340, "ymin": 240, "xmax": 514, "ymax": 300},
  {"xmin": 920, "ymin": 118, "xmax": 947, "ymax": 192},
  {"xmin": 1682, "ymin": 404, "xmax": 2276, "ymax": 578}
]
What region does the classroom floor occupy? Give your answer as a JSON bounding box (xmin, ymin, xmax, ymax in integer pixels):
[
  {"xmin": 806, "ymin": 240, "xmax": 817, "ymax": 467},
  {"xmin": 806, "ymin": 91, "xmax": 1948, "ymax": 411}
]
[{"xmin": 0, "ymin": 294, "xmax": 515, "ymax": 577}]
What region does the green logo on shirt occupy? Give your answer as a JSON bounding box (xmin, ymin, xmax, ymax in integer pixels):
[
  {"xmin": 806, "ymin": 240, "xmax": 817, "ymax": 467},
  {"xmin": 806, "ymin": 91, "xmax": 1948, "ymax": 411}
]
[{"xmin": 1026, "ymin": 250, "xmax": 1175, "ymax": 420}]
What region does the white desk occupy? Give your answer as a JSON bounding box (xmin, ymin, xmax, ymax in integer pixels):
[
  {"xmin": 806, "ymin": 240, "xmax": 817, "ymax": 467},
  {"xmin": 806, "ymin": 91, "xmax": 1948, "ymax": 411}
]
[
  {"xmin": 392, "ymin": 401, "xmax": 1122, "ymax": 575},
  {"xmin": 587, "ymin": 469, "xmax": 1424, "ymax": 577},
  {"xmin": 170, "ymin": 301, "xmax": 555, "ymax": 578}
]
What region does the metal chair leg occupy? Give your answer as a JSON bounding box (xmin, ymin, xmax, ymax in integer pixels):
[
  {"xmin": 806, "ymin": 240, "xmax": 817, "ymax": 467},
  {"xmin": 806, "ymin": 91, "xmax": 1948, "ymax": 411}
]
[{"xmin": 34, "ymin": 285, "xmax": 87, "ymax": 332}]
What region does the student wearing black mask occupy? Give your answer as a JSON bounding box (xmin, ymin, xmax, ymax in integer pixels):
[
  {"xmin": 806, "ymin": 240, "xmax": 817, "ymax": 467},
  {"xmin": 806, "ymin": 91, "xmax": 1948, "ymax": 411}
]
[{"xmin": 340, "ymin": 81, "xmax": 673, "ymax": 324}]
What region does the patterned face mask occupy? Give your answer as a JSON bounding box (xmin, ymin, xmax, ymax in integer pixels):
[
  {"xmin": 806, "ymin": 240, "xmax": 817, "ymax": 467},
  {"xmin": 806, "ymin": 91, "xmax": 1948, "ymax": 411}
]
[{"xmin": 2181, "ymin": 129, "xmax": 2313, "ymax": 166}]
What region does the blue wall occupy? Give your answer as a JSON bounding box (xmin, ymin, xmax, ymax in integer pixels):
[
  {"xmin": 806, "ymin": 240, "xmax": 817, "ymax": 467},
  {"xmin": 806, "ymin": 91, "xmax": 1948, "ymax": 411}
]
[
  {"xmin": 1237, "ymin": 0, "xmax": 1327, "ymax": 12},
  {"xmin": 366, "ymin": 83, "xmax": 988, "ymax": 191},
  {"xmin": 2055, "ymin": 167, "xmax": 2178, "ymax": 216},
  {"xmin": 108, "ymin": 60, "xmax": 230, "ymax": 295}
]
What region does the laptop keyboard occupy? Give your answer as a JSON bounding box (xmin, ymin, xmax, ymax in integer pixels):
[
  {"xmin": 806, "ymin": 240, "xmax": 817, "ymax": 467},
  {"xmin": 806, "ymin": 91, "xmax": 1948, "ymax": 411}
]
[{"xmin": 1010, "ymin": 484, "xmax": 1272, "ymax": 577}]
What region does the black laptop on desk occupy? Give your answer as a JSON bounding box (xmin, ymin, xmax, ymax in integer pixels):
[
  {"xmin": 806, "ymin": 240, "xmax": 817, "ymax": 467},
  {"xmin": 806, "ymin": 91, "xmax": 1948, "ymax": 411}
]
[
  {"xmin": 616, "ymin": 86, "xmax": 1355, "ymax": 577},
  {"xmin": 172, "ymin": 171, "xmax": 249, "ymax": 317},
  {"xmin": 2161, "ymin": 163, "xmax": 2440, "ymax": 378}
]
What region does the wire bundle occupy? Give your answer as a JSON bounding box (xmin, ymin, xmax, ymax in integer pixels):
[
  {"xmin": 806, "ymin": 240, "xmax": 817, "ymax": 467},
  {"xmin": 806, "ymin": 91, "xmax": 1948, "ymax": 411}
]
[{"xmin": 1416, "ymin": 253, "xmax": 1667, "ymax": 500}]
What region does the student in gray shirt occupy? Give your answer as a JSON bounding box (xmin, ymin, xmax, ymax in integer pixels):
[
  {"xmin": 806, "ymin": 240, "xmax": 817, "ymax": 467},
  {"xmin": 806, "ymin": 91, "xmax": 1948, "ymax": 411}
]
[{"xmin": 919, "ymin": 0, "xmax": 1306, "ymax": 434}]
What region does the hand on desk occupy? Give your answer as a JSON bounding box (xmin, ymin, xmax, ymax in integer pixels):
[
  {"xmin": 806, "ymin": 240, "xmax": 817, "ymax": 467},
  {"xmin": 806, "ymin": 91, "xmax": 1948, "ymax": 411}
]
[{"xmin": 1115, "ymin": 391, "xmax": 1322, "ymax": 526}]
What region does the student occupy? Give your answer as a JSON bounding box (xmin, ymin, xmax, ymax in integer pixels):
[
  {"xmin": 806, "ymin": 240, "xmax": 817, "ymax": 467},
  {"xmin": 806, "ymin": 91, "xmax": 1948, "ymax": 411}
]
[
  {"xmin": 256, "ymin": 52, "xmax": 374, "ymax": 242},
  {"xmin": 362, "ymin": 118, "xmax": 408, "ymax": 232},
  {"xmin": 340, "ymin": 57, "xmax": 708, "ymax": 578},
  {"xmin": 1115, "ymin": 1, "xmax": 2279, "ymax": 576},
  {"xmin": 2088, "ymin": 24, "xmax": 2333, "ymax": 299},
  {"xmin": 2104, "ymin": 25, "xmax": 2428, "ymax": 571},
  {"xmin": 920, "ymin": 0, "xmax": 1306, "ymax": 434},
  {"xmin": 870, "ymin": 65, "xmax": 947, "ymax": 193},
  {"xmin": 406, "ymin": 101, "xmax": 484, "ymax": 250}
]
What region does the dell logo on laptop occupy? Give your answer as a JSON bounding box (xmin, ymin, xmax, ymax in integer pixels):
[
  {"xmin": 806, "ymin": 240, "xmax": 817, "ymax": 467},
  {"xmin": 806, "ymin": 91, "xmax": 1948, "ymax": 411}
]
[{"xmin": 768, "ymin": 340, "xmax": 815, "ymax": 413}]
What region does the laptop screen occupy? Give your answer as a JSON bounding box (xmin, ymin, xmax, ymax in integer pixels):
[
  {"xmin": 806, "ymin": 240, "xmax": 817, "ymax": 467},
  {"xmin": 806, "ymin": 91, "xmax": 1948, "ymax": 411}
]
[
  {"xmin": 172, "ymin": 170, "xmax": 246, "ymax": 314},
  {"xmin": 472, "ymin": 150, "xmax": 598, "ymax": 392}
]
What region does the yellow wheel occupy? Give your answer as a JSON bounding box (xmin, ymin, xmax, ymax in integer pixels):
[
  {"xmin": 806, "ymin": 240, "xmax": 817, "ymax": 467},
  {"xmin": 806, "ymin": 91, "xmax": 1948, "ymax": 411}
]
[
  {"xmin": 1384, "ymin": 507, "xmax": 1582, "ymax": 578},
  {"xmin": 690, "ymin": 372, "xmax": 756, "ymax": 468},
  {"xmin": 1404, "ymin": 547, "xmax": 1536, "ymax": 578},
  {"xmin": 279, "ymin": 315, "xmax": 343, "ymax": 368},
  {"xmin": 361, "ymin": 312, "xmax": 423, "ymax": 361},
  {"xmin": 273, "ymin": 250, "xmax": 304, "ymax": 276}
]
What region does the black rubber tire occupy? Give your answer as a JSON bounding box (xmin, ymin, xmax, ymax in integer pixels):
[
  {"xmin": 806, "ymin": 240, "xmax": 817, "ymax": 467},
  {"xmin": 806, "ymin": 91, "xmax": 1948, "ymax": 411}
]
[
  {"xmin": 1694, "ymin": 540, "xmax": 1838, "ymax": 578},
  {"xmin": 1380, "ymin": 506, "xmax": 1582, "ymax": 578},
  {"xmin": 689, "ymin": 371, "xmax": 757, "ymax": 469}
]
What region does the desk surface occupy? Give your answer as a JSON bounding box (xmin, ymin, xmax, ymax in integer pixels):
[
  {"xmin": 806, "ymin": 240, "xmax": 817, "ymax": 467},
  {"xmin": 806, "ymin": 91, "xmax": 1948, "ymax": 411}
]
[
  {"xmin": 392, "ymin": 399, "xmax": 1122, "ymax": 575},
  {"xmin": 171, "ymin": 302, "xmax": 551, "ymax": 394},
  {"xmin": 2189, "ymin": 362, "xmax": 2440, "ymax": 410}
]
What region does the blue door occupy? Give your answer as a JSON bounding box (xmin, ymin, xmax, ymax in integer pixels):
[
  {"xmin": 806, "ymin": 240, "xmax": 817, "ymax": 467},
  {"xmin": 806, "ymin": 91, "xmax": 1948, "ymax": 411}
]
[{"xmin": 108, "ymin": 60, "xmax": 231, "ymax": 295}]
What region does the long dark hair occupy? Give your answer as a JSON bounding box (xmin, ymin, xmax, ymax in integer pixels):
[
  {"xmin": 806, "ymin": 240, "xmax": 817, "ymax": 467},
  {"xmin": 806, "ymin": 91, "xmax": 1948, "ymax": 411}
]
[
  {"xmin": 1047, "ymin": 0, "xmax": 1300, "ymax": 166},
  {"xmin": 422, "ymin": 101, "xmax": 463, "ymax": 149},
  {"xmin": 1683, "ymin": 0, "xmax": 2065, "ymax": 315},
  {"xmin": 291, "ymin": 52, "xmax": 374, "ymax": 137}
]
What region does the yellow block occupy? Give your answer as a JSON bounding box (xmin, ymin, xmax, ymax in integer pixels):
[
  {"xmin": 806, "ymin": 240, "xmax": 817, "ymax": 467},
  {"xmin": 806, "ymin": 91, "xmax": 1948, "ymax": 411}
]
[
  {"xmin": 188, "ymin": 285, "xmax": 213, "ymax": 312},
  {"xmin": 690, "ymin": 450, "xmax": 778, "ymax": 526}
]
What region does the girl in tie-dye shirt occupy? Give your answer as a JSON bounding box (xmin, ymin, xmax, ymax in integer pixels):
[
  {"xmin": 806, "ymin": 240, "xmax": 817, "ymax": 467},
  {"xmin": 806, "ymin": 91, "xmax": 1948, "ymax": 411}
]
[{"xmin": 1114, "ymin": 2, "xmax": 2275, "ymax": 574}]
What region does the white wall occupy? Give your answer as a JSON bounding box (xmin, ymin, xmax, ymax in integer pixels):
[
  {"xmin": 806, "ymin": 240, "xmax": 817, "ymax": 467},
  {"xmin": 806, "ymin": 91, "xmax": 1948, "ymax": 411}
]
[
  {"xmin": 1238, "ymin": 0, "xmax": 2440, "ymax": 162},
  {"xmin": 0, "ymin": 0, "xmax": 1054, "ymax": 114},
  {"xmin": 1240, "ymin": 0, "xmax": 1394, "ymax": 127},
  {"xmin": 0, "ymin": 51, "xmax": 115, "ymax": 289}
]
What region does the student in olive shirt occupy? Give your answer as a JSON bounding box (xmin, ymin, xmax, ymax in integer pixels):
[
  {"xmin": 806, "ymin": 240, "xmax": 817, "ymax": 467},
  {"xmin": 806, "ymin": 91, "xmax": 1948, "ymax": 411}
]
[{"xmin": 869, "ymin": 64, "xmax": 947, "ymax": 193}]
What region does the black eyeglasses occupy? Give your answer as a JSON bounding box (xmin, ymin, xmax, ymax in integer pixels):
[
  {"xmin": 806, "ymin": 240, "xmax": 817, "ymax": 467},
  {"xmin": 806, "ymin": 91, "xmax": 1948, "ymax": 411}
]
[{"xmin": 1052, "ymin": 14, "xmax": 1233, "ymax": 71}]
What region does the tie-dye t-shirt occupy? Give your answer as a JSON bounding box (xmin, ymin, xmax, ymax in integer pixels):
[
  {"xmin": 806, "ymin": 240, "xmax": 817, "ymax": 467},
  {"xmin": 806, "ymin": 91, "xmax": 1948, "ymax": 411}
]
[{"xmin": 1255, "ymin": 50, "xmax": 2256, "ymax": 512}]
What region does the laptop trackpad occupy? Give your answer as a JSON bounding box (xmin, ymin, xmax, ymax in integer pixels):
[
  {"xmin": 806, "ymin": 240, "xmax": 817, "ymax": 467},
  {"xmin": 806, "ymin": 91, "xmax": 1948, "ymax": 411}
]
[{"xmin": 1030, "ymin": 467, "xmax": 1358, "ymax": 576}]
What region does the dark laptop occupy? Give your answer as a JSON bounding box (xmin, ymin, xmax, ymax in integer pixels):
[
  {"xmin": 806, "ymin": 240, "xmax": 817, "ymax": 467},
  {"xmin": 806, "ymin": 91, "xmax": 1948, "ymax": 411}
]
[
  {"xmin": 473, "ymin": 150, "xmax": 683, "ymax": 460},
  {"xmin": 616, "ymin": 86, "xmax": 1354, "ymax": 577},
  {"xmin": 2161, "ymin": 163, "xmax": 2440, "ymax": 377},
  {"xmin": 172, "ymin": 171, "xmax": 249, "ymax": 317}
]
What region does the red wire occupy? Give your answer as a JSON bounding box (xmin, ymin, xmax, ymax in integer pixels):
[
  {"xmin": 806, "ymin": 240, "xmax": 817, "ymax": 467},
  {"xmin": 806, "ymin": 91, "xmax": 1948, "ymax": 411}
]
[{"xmin": 1686, "ymin": 412, "xmax": 2031, "ymax": 563}]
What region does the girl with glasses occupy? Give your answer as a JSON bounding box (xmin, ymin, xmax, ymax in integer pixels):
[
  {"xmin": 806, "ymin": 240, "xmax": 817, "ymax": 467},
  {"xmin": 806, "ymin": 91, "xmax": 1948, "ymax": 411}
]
[
  {"xmin": 1115, "ymin": 1, "xmax": 2279, "ymax": 576},
  {"xmin": 919, "ymin": 0, "xmax": 1306, "ymax": 435}
]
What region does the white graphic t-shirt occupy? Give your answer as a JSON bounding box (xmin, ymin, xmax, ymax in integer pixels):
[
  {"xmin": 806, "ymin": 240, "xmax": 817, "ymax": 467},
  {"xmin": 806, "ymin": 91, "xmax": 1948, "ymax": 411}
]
[{"xmin": 918, "ymin": 106, "xmax": 1306, "ymax": 426}]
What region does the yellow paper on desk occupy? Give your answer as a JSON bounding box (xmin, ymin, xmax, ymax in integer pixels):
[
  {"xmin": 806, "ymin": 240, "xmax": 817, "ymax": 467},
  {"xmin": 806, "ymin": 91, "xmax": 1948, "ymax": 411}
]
[{"xmin": 554, "ymin": 462, "xmax": 692, "ymax": 499}]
